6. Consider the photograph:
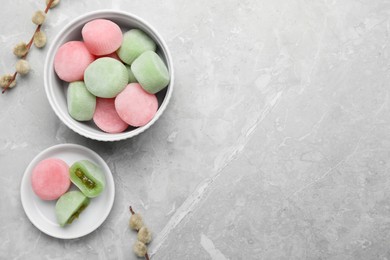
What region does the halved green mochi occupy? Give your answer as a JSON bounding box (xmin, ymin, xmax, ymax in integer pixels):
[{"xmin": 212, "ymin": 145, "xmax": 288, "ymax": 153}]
[
  {"xmin": 55, "ymin": 191, "xmax": 89, "ymax": 227},
  {"xmin": 69, "ymin": 160, "xmax": 105, "ymax": 198}
]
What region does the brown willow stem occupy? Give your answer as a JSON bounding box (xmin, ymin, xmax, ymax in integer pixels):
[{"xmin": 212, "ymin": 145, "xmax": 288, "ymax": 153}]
[
  {"xmin": 2, "ymin": 0, "xmax": 54, "ymax": 94},
  {"xmin": 129, "ymin": 206, "xmax": 135, "ymax": 215}
]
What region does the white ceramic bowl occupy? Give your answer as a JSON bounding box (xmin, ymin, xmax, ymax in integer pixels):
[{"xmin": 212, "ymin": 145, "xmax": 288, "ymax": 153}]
[{"xmin": 44, "ymin": 10, "xmax": 174, "ymax": 141}]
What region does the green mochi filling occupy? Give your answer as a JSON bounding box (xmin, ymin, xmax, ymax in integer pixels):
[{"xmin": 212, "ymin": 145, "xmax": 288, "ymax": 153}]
[
  {"xmin": 69, "ymin": 160, "xmax": 105, "ymax": 198},
  {"xmin": 67, "ymin": 202, "xmax": 88, "ymax": 225},
  {"xmin": 75, "ymin": 168, "xmax": 96, "ymax": 189}
]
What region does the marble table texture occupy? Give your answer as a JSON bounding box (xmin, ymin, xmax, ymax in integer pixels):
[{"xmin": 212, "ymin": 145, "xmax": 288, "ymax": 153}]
[{"xmin": 1, "ymin": 0, "xmax": 390, "ymax": 259}]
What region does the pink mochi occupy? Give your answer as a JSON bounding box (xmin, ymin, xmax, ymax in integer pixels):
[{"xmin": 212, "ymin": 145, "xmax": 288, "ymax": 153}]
[
  {"xmin": 54, "ymin": 41, "xmax": 95, "ymax": 82},
  {"xmin": 93, "ymin": 98, "xmax": 128, "ymax": 133},
  {"xmin": 82, "ymin": 19, "xmax": 123, "ymax": 55},
  {"xmin": 31, "ymin": 158, "xmax": 71, "ymax": 201},
  {"xmin": 115, "ymin": 83, "xmax": 158, "ymax": 127}
]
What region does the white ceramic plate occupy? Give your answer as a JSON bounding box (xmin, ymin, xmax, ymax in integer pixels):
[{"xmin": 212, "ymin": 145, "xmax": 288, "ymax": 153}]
[{"xmin": 20, "ymin": 144, "xmax": 115, "ymax": 239}]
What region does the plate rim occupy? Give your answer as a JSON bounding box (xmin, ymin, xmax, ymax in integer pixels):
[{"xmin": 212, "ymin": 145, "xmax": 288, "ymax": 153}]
[{"xmin": 20, "ymin": 143, "xmax": 115, "ymax": 239}]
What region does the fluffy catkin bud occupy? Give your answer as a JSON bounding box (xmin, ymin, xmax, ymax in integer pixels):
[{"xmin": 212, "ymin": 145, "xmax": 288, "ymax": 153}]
[
  {"xmin": 0, "ymin": 74, "xmax": 16, "ymax": 88},
  {"xmin": 15, "ymin": 60, "xmax": 30, "ymax": 75},
  {"xmin": 13, "ymin": 42, "xmax": 28, "ymax": 57},
  {"xmin": 46, "ymin": 0, "xmax": 60, "ymax": 8},
  {"xmin": 34, "ymin": 31, "xmax": 47, "ymax": 48},
  {"xmin": 133, "ymin": 241, "xmax": 147, "ymax": 257},
  {"xmin": 129, "ymin": 213, "xmax": 144, "ymax": 231},
  {"xmin": 32, "ymin": 11, "xmax": 46, "ymax": 25},
  {"xmin": 137, "ymin": 226, "xmax": 152, "ymax": 244}
]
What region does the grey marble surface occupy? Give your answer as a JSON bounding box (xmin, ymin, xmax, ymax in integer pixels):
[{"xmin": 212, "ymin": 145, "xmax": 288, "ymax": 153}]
[{"xmin": 1, "ymin": 0, "xmax": 390, "ymax": 259}]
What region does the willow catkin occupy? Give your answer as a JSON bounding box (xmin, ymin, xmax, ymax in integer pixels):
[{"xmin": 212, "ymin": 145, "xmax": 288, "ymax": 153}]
[
  {"xmin": 137, "ymin": 226, "xmax": 152, "ymax": 244},
  {"xmin": 15, "ymin": 60, "xmax": 30, "ymax": 75},
  {"xmin": 133, "ymin": 241, "xmax": 148, "ymax": 257},
  {"xmin": 13, "ymin": 42, "xmax": 28, "ymax": 57},
  {"xmin": 34, "ymin": 31, "xmax": 47, "ymax": 48},
  {"xmin": 129, "ymin": 213, "xmax": 144, "ymax": 231},
  {"xmin": 32, "ymin": 11, "xmax": 46, "ymax": 25},
  {"xmin": 0, "ymin": 74, "xmax": 16, "ymax": 88}
]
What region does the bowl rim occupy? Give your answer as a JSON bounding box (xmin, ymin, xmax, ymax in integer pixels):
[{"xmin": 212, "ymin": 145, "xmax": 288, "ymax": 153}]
[{"xmin": 44, "ymin": 10, "xmax": 174, "ymax": 142}]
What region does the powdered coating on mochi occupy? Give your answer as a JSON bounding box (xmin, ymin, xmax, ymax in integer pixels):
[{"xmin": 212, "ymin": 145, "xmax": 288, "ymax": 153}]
[
  {"xmin": 31, "ymin": 158, "xmax": 70, "ymax": 200},
  {"xmin": 93, "ymin": 98, "xmax": 128, "ymax": 133},
  {"xmin": 54, "ymin": 41, "xmax": 95, "ymax": 82},
  {"xmin": 131, "ymin": 51, "xmax": 170, "ymax": 94},
  {"xmin": 116, "ymin": 29, "xmax": 156, "ymax": 65},
  {"xmin": 67, "ymin": 81, "xmax": 96, "ymax": 121},
  {"xmin": 84, "ymin": 57, "xmax": 129, "ymax": 98},
  {"xmin": 115, "ymin": 83, "xmax": 158, "ymax": 127},
  {"xmin": 82, "ymin": 19, "xmax": 123, "ymax": 55}
]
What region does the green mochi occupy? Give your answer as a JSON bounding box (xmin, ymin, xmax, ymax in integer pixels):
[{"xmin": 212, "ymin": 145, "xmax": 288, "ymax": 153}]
[
  {"xmin": 125, "ymin": 65, "xmax": 138, "ymax": 83},
  {"xmin": 55, "ymin": 191, "xmax": 89, "ymax": 227},
  {"xmin": 69, "ymin": 160, "xmax": 105, "ymax": 198},
  {"xmin": 131, "ymin": 51, "xmax": 170, "ymax": 94},
  {"xmin": 84, "ymin": 58, "xmax": 128, "ymax": 98},
  {"xmin": 116, "ymin": 29, "xmax": 156, "ymax": 65},
  {"xmin": 67, "ymin": 81, "xmax": 96, "ymax": 121}
]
